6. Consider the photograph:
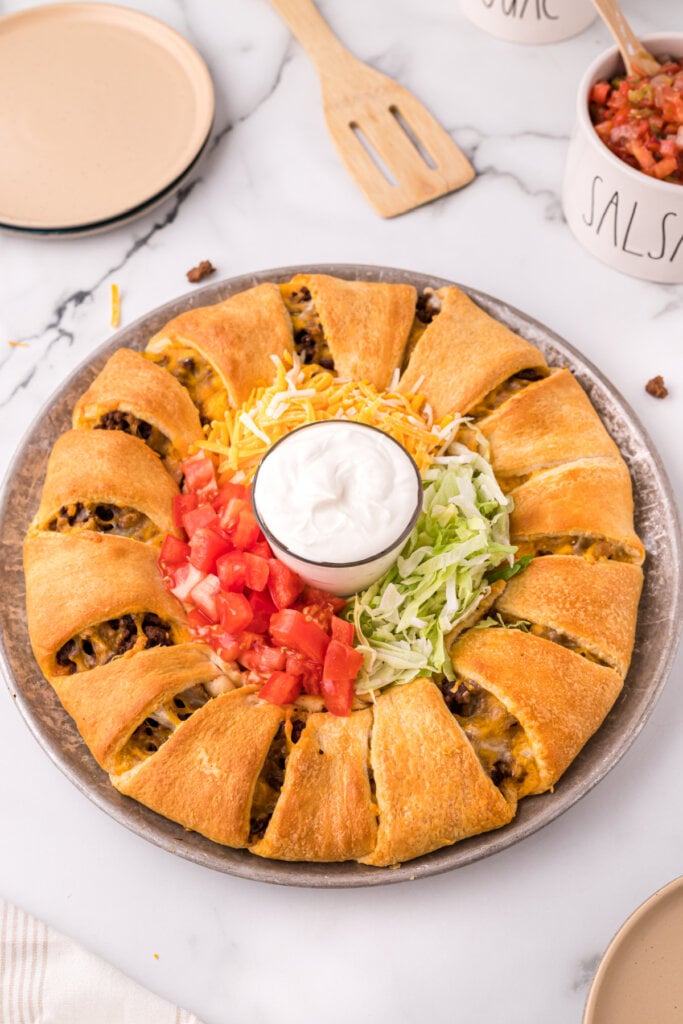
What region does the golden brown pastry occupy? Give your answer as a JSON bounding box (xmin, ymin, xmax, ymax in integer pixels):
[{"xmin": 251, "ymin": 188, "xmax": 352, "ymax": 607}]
[
  {"xmin": 28, "ymin": 429, "xmax": 179, "ymax": 544},
  {"xmin": 494, "ymin": 556, "xmax": 643, "ymax": 676},
  {"xmin": 146, "ymin": 283, "xmax": 293, "ymax": 422},
  {"xmin": 113, "ymin": 687, "xmax": 284, "ymax": 847},
  {"xmin": 23, "ymin": 532, "xmax": 189, "ymax": 681},
  {"xmin": 478, "ymin": 368, "xmax": 620, "ymax": 487},
  {"xmin": 450, "ymin": 628, "xmax": 624, "ymax": 794},
  {"xmin": 250, "ymin": 708, "xmax": 377, "ymax": 862},
  {"xmin": 397, "ymin": 286, "xmax": 547, "ymax": 421},
  {"xmin": 360, "ymin": 678, "xmax": 514, "ymax": 867},
  {"xmin": 283, "ymin": 273, "xmax": 417, "ymax": 390},
  {"xmin": 72, "ymin": 348, "xmax": 203, "ymax": 480},
  {"xmin": 509, "ymin": 458, "xmax": 645, "ymax": 564}
]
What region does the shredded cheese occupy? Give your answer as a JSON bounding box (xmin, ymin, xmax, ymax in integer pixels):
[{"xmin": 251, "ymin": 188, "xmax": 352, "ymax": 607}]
[
  {"xmin": 202, "ymin": 354, "xmax": 460, "ymax": 482},
  {"xmin": 110, "ymin": 283, "xmax": 121, "ymax": 328}
]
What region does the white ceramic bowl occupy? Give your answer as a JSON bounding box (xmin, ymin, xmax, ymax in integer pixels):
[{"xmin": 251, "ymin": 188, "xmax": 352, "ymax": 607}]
[
  {"xmin": 461, "ymin": 0, "xmax": 595, "ymax": 45},
  {"xmin": 251, "ymin": 421, "xmax": 423, "ymax": 597},
  {"xmin": 563, "ymin": 33, "xmax": 683, "ymax": 283}
]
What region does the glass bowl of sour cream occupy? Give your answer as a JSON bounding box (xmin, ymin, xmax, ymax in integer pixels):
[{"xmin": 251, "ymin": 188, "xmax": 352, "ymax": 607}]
[{"xmin": 251, "ymin": 421, "xmax": 423, "ymax": 597}]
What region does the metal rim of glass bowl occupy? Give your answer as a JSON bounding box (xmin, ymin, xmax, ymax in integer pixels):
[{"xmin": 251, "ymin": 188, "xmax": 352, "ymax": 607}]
[{"xmin": 0, "ymin": 263, "xmax": 681, "ymax": 888}]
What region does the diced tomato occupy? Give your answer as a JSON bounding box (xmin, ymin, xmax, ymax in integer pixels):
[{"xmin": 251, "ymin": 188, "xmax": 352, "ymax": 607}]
[
  {"xmin": 169, "ymin": 562, "xmax": 205, "ymax": 602},
  {"xmin": 299, "ymin": 585, "xmax": 347, "ymax": 612},
  {"xmin": 187, "ymin": 607, "xmax": 212, "ymax": 632},
  {"xmin": 159, "ymin": 534, "xmax": 190, "ymax": 569},
  {"xmin": 218, "ymin": 496, "xmax": 247, "ymax": 531},
  {"xmin": 270, "ymin": 609, "xmax": 330, "ymax": 664},
  {"xmin": 233, "ymin": 509, "xmax": 261, "ymax": 550},
  {"xmin": 330, "ymin": 616, "xmax": 355, "ymax": 645},
  {"xmin": 208, "ymin": 631, "xmax": 241, "ymax": 662},
  {"xmin": 213, "ymin": 482, "xmax": 248, "ymax": 510},
  {"xmin": 323, "ymin": 638, "xmax": 364, "ymax": 681},
  {"xmin": 259, "ymin": 671, "xmax": 302, "ymax": 705},
  {"xmin": 320, "ymin": 675, "xmax": 355, "ymax": 717},
  {"xmin": 285, "ymin": 654, "xmax": 322, "ymax": 696},
  {"xmin": 182, "ymin": 504, "xmax": 219, "ymax": 539},
  {"xmin": 189, "ymin": 527, "xmax": 232, "ymax": 574},
  {"xmin": 249, "ymin": 540, "xmax": 274, "ymax": 560},
  {"xmin": 181, "ymin": 451, "xmax": 216, "ymax": 492},
  {"xmin": 590, "ymin": 81, "xmax": 611, "ymax": 105},
  {"xmin": 268, "ymin": 559, "xmax": 304, "ymax": 609},
  {"xmin": 248, "ymin": 590, "xmax": 277, "ymax": 633},
  {"xmin": 216, "ymin": 591, "xmax": 254, "ymax": 633},
  {"xmin": 189, "ymin": 573, "xmax": 221, "ymax": 622},
  {"xmin": 216, "ymin": 550, "xmax": 247, "ymax": 592},
  {"xmin": 244, "ymin": 552, "xmax": 270, "ymax": 592},
  {"xmin": 653, "ymin": 156, "xmax": 678, "ymax": 179},
  {"xmin": 298, "ymin": 602, "xmax": 334, "ymax": 634},
  {"xmin": 239, "ymin": 642, "xmax": 286, "ymax": 673},
  {"xmin": 172, "ymin": 493, "xmax": 198, "ymax": 529}
]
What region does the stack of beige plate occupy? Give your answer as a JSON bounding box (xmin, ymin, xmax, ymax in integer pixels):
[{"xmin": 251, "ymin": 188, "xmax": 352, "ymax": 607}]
[{"xmin": 0, "ymin": 3, "xmax": 214, "ymax": 236}]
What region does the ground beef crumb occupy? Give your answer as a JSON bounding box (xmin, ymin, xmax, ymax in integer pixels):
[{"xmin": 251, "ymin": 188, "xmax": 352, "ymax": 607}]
[
  {"xmin": 186, "ymin": 260, "xmax": 216, "ymax": 283},
  {"xmin": 645, "ymin": 375, "xmax": 669, "ymax": 399}
]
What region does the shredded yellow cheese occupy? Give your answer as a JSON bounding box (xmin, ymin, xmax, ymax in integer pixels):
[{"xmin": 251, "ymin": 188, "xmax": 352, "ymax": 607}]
[
  {"xmin": 110, "ymin": 283, "xmax": 121, "ymax": 328},
  {"xmin": 202, "ymin": 354, "xmax": 459, "ymax": 481}
]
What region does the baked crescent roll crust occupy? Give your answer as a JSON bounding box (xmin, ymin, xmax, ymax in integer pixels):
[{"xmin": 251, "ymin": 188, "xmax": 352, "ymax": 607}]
[
  {"xmin": 360, "ymin": 678, "xmax": 514, "ymax": 867},
  {"xmin": 509, "ymin": 458, "xmax": 645, "ymax": 564},
  {"xmin": 397, "ymin": 286, "xmax": 547, "ymax": 420},
  {"xmin": 23, "ymin": 532, "xmax": 189, "ymax": 679},
  {"xmin": 72, "ymin": 348, "xmax": 203, "ymax": 476},
  {"xmin": 51, "ymin": 643, "xmax": 223, "ymax": 772},
  {"xmin": 288, "ymin": 273, "xmax": 417, "ymax": 390},
  {"xmin": 450, "ymin": 628, "xmax": 623, "ymax": 794},
  {"xmin": 146, "ymin": 283, "xmax": 293, "ymax": 414},
  {"xmin": 480, "ymin": 369, "xmax": 620, "ymax": 481},
  {"xmin": 495, "ymin": 556, "xmax": 643, "ymax": 676},
  {"xmin": 29, "ymin": 429, "xmax": 179, "ymax": 542},
  {"xmin": 250, "ymin": 708, "xmax": 377, "ymax": 862},
  {"xmin": 113, "ymin": 687, "xmax": 285, "ymax": 847}
]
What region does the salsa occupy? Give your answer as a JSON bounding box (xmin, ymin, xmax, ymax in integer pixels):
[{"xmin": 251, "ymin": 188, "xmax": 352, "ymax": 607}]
[{"xmin": 589, "ymin": 58, "xmax": 683, "ymax": 183}]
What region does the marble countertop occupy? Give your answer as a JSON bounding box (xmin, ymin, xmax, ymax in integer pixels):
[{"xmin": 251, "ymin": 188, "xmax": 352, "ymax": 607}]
[{"xmin": 1, "ymin": 1, "xmax": 682, "ymax": 1021}]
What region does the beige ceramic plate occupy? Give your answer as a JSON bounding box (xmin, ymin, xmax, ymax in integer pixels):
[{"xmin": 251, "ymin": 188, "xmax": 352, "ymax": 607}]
[
  {"xmin": 0, "ymin": 3, "xmax": 214, "ymax": 230},
  {"xmin": 584, "ymin": 877, "xmax": 683, "ymax": 1023}
]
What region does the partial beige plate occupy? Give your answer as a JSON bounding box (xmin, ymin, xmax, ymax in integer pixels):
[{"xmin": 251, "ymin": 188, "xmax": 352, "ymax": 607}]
[
  {"xmin": 0, "ymin": 3, "xmax": 214, "ymax": 230},
  {"xmin": 584, "ymin": 876, "xmax": 683, "ymax": 1023}
]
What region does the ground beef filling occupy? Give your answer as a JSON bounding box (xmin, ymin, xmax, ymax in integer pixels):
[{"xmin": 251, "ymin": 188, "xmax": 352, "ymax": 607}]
[
  {"xmin": 470, "ymin": 368, "xmax": 548, "ymax": 420},
  {"xmin": 402, "ymin": 288, "xmax": 442, "ymax": 366},
  {"xmin": 48, "ymin": 501, "xmax": 157, "ymax": 542},
  {"xmin": 94, "ymin": 410, "xmax": 173, "ymax": 461},
  {"xmin": 121, "ymin": 683, "xmax": 212, "ymax": 770},
  {"xmin": 54, "ymin": 612, "xmax": 173, "ymax": 676},
  {"xmin": 249, "ymin": 722, "xmax": 291, "ymax": 841},
  {"xmin": 279, "ymin": 284, "xmax": 334, "ymax": 369},
  {"xmin": 497, "ymin": 618, "xmax": 606, "ymax": 667},
  {"xmin": 146, "ymin": 347, "xmax": 226, "ymax": 426},
  {"xmin": 442, "ymin": 677, "xmax": 539, "ymax": 801},
  {"xmin": 514, "ymin": 536, "xmax": 624, "ymax": 562}
]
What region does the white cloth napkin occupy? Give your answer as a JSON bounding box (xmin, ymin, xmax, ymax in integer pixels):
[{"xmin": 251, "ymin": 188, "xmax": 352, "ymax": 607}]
[{"xmin": 0, "ymin": 900, "xmax": 203, "ymax": 1024}]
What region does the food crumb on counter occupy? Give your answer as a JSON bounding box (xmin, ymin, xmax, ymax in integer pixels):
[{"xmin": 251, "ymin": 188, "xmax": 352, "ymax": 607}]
[
  {"xmin": 186, "ymin": 259, "xmax": 216, "ymax": 283},
  {"xmin": 153, "ymin": 953, "xmax": 159, "ymax": 960},
  {"xmin": 645, "ymin": 375, "xmax": 669, "ymax": 399},
  {"xmin": 7, "ymin": 340, "xmax": 28, "ymax": 347},
  {"xmin": 110, "ymin": 283, "xmax": 121, "ymax": 328}
]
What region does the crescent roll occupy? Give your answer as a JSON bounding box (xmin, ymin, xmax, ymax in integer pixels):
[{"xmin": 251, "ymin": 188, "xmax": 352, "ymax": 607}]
[
  {"xmin": 509, "ymin": 458, "xmax": 645, "ymax": 565},
  {"xmin": 24, "ymin": 532, "xmax": 189, "ymax": 681},
  {"xmin": 113, "ymin": 687, "xmax": 284, "ymax": 847},
  {"xmin": 397, "ymin": 286, "xmax": 547, "ymax": 420},
  {"xmin": 72, "ymin": 348, "xmax": 203, "ymax": 481},
  {"xmin": 283, "ymin": 273, "xmax": 417, "ymax": 390},
  {"xmin": 495, "ymin": 556, "xmax": 643, "ymax": 676},
  {"xmin": 250, "ymin": 708, "xmax": 377, "ymax": 862},
  {"xmin": 479, "ymin": 369, "xmax": 620, "ymax": 486},
  {"xmin": 360, "ymin": 678, "xmax": 514, "ymax": 867},
  {"xmin": 450, "ymin": 628, "xmax": 623, "ymax": 794},
  {"xmin": 146, "ymin": 283, "xmax": 293, "ymax": 422},
  {"xmin": 29, "ymin": 429, "xmax": 179, "ymax": 544}
]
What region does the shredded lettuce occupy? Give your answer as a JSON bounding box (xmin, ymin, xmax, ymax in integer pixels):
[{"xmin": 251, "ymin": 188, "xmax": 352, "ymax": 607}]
[{"xmin": 349, "ymin": 445, "xmax": 516, "ymax": 693}]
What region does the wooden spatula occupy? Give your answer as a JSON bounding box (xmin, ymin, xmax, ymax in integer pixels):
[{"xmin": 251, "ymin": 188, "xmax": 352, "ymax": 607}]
[{"xmin": 268, "ymin": 0, "xmax": 475, "ymax": 217}]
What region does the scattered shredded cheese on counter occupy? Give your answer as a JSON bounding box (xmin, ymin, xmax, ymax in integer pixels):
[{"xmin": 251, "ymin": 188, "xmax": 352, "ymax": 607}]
[
  {"xmin": 201, "ymin": 354, "xmax": 459, "ymax": 481},
  {"xmin": 110, "ymin": 283, "xmax": 121, "ymax": 328}
]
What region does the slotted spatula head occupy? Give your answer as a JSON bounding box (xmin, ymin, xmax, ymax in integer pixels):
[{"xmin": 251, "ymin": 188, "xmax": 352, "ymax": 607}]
[{"xmin": 269, "ymin": 0, "xmax": 475, "ymax": 217}]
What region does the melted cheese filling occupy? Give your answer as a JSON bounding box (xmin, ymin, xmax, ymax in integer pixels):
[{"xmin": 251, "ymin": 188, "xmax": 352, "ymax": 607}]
[
  {"xmin": 470, "ymin": 369, "xmax": 548, "ymax": 419},
  {"xmin": 147, "ymin": 346, "xmax": 227, "ymax": 425},
  {"xmin": 514, "ymin": 537, "xmax": 624, "ymax": 562},
  {"xmin": 279, "ymin": 284, "xmax": 333, "ymax": 368},
  {"xmin": 54, "ymin": 613, "xmax": 174, "ymax": 676},
  {"xmin": 48, "ymin": 501, "xmax": 157, "ymax": 542}
]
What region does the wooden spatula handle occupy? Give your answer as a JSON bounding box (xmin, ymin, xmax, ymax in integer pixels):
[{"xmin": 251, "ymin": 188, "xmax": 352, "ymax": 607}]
[{"xmin": 268, "ymin": 0, "xmax": 357, "ymax": 76}]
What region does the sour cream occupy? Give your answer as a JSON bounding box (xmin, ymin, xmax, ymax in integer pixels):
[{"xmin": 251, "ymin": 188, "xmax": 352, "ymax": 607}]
[{"xmin": 252, "ymin": 421, "xmax": 422, "ymax": 595}]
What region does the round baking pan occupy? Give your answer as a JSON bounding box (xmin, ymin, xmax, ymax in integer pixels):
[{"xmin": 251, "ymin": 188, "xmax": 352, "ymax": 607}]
[
  {"xmin": 0, "ymin": 264, "xmax": 681, "ymax": 888},
  {"xmin": 0, "ymin": 3, "xmax": 214, "ymax": 233},
  {"xmin": 584, "ymin": 876, "xmax": 683, "ymax": 1023}
]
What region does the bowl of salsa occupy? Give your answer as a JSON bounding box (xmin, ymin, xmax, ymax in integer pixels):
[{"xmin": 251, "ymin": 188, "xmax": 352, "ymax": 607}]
[{"xmin": 563, "ymin": 33, "xmax": 683, "ymax": 283}]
